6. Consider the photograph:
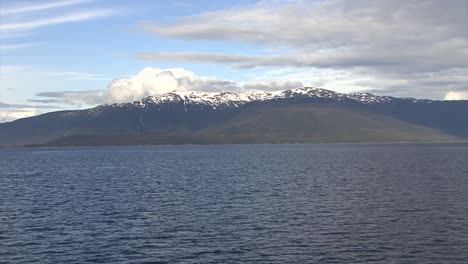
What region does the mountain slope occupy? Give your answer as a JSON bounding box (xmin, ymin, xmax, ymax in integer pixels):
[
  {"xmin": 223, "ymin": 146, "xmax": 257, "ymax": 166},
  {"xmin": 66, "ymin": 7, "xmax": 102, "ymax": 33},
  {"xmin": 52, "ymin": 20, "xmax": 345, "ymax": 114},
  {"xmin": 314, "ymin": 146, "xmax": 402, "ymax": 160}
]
[
  {"xmin": 197, "ymin": 104, "xmax": 456, "ymax": 143},
  {"xmin": 37, "ymin": 104, "xmax": 456, "ymax": 146},
  {"xmin": 0, "ymin": 87, "xmax": 466, "ymax": 146}
]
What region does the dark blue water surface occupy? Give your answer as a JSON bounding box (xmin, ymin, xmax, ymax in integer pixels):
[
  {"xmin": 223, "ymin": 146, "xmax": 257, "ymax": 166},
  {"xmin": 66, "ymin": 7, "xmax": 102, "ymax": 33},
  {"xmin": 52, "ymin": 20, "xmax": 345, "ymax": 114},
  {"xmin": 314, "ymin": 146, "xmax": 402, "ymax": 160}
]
[{"xmin": 1, "ymin": 143, "xmax": 468, "ymax": 263}]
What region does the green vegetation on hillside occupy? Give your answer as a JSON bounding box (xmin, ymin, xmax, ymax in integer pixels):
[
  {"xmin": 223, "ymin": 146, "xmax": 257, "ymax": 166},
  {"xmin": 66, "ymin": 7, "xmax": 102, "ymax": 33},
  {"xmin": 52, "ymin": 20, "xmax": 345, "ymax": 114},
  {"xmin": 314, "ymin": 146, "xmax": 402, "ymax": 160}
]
[{"xmin": 37, "ymin": 104, "xmax": 456, "ymax": 146}]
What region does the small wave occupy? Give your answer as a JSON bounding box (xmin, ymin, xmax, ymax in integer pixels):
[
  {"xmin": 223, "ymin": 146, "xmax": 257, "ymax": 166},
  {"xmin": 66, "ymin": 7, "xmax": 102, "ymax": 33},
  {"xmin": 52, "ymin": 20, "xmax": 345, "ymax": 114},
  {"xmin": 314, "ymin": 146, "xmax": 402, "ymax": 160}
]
[{"xmin": 2, "ymin": 171, "xmax": 41, "ymax": 177}]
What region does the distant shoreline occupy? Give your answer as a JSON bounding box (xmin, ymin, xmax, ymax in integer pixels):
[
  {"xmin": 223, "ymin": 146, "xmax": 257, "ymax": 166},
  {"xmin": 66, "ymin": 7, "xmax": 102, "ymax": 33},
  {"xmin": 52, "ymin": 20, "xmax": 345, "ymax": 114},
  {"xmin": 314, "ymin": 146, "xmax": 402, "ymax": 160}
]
[{"xmin": 2, "ymin": 140, "xmax": 466, "ymax": 149}]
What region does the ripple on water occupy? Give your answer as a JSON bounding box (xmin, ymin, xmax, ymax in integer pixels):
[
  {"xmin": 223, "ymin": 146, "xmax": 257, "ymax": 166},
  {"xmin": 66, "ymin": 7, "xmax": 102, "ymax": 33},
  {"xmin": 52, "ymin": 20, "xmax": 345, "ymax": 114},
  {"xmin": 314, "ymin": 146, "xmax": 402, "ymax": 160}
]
[{"xmin": 1, "ymin": 143, "xmax": 468, "ymax": 263}]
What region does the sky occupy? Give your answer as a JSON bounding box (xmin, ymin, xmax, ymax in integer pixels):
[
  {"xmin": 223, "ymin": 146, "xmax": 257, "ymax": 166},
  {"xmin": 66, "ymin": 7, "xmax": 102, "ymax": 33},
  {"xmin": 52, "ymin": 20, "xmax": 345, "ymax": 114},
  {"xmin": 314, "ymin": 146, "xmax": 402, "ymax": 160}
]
[{"xmin": 1, "ymin": 0, "xmax": 467, "ymax": 122}]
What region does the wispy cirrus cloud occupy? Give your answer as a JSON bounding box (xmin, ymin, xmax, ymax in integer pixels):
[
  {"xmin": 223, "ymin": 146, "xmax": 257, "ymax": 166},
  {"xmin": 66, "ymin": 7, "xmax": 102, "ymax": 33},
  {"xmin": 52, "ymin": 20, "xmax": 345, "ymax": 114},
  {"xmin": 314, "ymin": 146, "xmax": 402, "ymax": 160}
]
[
  {"xmin": 0, "ymin": 64, "xmax": 109, "ymax": 81},
  {"xmin": 0, "ymin": 9, "xmax": 116, "ymax": 32},
  {"xmin": 0, "ymin": 42, "xmax": 42, "ymax": 51},
  {"xmin": 0, "ymin": 0, "xmax": 117, "ymax": 52},
  {"xmin": 0, "ymin": 0, "xmax": 96, "ymax": 15},
  {"xmin": 34, "ymin": 70, "xmax": 110, "ymax": 81},
  {"xmin": 173, "ymin": 2, "xmax": 193, "ymax": 8}
]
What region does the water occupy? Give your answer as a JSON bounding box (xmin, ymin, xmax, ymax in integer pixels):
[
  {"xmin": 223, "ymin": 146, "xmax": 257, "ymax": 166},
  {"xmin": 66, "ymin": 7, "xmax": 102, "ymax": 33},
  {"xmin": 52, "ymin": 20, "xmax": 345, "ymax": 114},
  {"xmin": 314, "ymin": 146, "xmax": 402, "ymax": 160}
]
[{"xmin": 1, "ymin": 143, "xmax": 468, "ymax": 263}]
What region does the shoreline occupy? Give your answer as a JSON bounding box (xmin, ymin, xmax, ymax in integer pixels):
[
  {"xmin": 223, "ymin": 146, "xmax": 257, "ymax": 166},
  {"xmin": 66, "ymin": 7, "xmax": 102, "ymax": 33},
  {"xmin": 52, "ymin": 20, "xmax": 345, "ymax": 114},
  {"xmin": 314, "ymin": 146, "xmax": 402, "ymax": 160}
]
[{"xmin": 2, "ymin": 140, "xmax": 468, "ymax": 149}]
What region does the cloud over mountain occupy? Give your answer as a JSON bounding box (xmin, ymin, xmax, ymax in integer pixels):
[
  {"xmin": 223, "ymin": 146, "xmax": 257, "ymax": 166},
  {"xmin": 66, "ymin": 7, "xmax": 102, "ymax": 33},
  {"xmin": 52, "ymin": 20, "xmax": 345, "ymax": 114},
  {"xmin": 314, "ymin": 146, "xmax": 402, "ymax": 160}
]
[
  {"xmin": 32, "ymin": 67, "xmax": 302, "ymax": 105},
  {"xmin": 105, "ymin": 67, "xmax": 241, "ymax": 103}
]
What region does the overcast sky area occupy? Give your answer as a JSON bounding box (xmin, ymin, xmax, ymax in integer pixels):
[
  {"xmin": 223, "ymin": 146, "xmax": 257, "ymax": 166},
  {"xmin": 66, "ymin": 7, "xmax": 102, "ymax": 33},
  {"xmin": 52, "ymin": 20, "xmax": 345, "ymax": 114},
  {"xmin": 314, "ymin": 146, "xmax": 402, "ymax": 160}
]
[{"xmin": 1, "ymin": 0, "xmax": 467, "ymax": 122}]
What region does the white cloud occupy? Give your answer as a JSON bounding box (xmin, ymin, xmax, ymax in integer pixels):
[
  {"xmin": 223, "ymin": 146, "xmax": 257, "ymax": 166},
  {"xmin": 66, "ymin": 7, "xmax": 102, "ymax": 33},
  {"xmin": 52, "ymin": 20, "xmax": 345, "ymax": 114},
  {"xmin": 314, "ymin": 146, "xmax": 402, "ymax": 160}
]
[
  {"xmin": 105, "ymin": 67, "xmax": 241, "ymax": 103},
  {"xmin": 106, "ymin": 67, "xmax": 313, "ymax": 103},
  {"xmin": 444, "ymin": 91, "xmax": 468, "ymax": 101}
]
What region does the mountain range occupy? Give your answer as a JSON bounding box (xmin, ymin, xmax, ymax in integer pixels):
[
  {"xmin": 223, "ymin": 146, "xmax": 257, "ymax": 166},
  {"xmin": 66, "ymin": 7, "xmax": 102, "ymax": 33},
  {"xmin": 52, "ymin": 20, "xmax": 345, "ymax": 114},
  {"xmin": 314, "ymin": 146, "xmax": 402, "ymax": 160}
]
[{"xmin": 1, "ymin": 87, "xmax": 467, "ymax": 147}]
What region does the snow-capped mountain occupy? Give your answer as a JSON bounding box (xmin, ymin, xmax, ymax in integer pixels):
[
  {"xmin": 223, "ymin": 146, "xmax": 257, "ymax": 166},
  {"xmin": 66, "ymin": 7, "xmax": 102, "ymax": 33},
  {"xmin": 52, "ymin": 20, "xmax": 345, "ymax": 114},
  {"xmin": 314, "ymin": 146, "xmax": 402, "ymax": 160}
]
[
  {"xmin": 1, "ymin": 87, "xmax": 467, "ymax": 147},
  {"xmin": 104, "ymin": 87, "xmax": 428, "ymax": 111}
]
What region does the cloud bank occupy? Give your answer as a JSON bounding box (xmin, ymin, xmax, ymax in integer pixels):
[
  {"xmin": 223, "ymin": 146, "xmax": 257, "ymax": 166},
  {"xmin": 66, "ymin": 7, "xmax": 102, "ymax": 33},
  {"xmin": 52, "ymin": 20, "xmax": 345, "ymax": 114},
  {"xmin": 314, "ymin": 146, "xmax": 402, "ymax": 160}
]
[
  {"xmin": 32, "ymin": 67, "xmax": 303, "ymax": 105},
  {"xmin": 139, "ymin": 0, "xmax": 468, "ymax": 99}
]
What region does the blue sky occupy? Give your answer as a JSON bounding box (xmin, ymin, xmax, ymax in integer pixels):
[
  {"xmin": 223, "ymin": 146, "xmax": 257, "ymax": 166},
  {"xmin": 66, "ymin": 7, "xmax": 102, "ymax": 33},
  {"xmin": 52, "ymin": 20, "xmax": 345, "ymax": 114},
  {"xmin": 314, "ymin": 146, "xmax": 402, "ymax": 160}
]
[
  {"xmin": 1, "ymin": 1, "xmax": 253, "ymax": 102},
  {"xmin": 1, "ymin": 0, "xmax": 467, "ymax": 121}
]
